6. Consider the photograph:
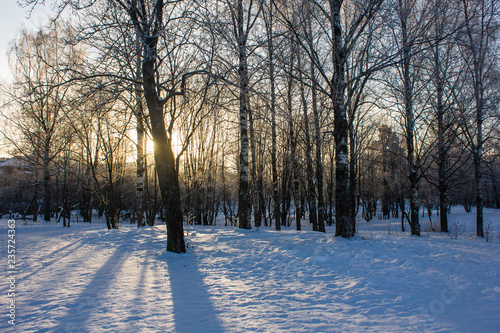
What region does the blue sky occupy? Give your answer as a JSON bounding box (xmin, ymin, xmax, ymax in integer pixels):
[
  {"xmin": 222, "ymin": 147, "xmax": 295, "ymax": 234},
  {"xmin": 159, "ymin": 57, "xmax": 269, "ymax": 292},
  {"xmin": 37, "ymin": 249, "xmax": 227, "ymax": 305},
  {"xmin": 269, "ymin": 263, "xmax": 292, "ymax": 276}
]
[{"xmin": 0, "ymin": 1, "xmax": 53, "ymax": 83}]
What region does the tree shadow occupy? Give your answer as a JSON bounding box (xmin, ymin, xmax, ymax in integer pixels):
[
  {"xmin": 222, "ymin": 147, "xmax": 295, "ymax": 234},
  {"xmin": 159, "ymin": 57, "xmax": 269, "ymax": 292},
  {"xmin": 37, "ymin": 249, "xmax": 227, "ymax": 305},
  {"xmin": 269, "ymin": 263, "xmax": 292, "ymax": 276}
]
[
  {"xmin": 160, "ymin": 251, "xmax": 225, "ymax": 333},
  {"xmin": 126, "ymin": 254, "xmax": 150, "ymax": 323},
  {"xmin": 50, "ymin": 243, "xmax": 129, "ymax": 332},
  {"xmin": 22, "ymin": 239, "xmax": 83, "ymax": 281}
]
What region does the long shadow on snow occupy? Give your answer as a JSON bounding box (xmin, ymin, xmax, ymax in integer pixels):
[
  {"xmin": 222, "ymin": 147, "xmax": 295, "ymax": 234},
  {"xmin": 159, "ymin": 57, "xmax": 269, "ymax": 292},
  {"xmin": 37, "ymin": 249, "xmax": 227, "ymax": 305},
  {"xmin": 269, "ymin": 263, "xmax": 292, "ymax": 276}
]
[
  {"xmin": 157, "ymin": 250, "xmax": 225, "ymax": 333},
  {"xmin": 49, "ymin": 241, "xmax": 130, "ymax": 333},
  {"xmin": 21, "ymin": 239, "xmax": 83, "ymax": 281}
]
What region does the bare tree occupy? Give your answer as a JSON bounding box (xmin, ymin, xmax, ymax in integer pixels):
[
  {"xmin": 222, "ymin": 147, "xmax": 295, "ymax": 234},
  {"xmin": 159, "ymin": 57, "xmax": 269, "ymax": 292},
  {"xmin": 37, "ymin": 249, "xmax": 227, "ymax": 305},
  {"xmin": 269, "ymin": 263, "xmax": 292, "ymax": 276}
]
[
  {"xmin": 263, "ymin": 0, "xmax": 281, "ymax": 230},
  {"xmin": 204, "ymin": 0, "xmax": 263, "ymax": 229},
  {"xmin": 229, "ymin": 0, "xmax": 262, "ymax": 229},
  {"xmin": 3, "ymin": 24, "xmax": 78, "ymax": 222},
  {"xmin": 68, "ymin": 86, "xmax": 132, "ymax": 229},
  {"xmin": 379, "ymin": 0, "xmax": 436, "ymax": 235},
  {"xmin": 77, "ymin": 0, "xmax": 212, "ymax": 251},
  {"xmin": 455, "ymin": 0, "xmax": 499, "ymax": 237},
  {"xmin": 420, "ymin": 0, "xmax": 467, "ymax": 233},
  {"xmin": 277, "ymin": 0, "xmax": 384, "ymax": 237}
]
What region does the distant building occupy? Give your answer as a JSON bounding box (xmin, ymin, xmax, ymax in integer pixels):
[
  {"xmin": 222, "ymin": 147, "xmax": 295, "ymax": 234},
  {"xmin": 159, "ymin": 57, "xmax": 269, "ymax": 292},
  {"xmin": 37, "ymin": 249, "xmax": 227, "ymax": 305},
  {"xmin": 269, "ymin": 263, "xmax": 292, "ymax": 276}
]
[{"xmin": 0, "ymin": 156, "xmax": 34, "ymax": 214}]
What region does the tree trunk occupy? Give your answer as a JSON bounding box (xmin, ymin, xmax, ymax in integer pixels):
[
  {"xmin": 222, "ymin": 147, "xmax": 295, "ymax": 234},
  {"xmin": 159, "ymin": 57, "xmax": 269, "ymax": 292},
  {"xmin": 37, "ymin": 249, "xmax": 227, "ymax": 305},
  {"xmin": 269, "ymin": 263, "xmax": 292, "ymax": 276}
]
[
  {"xmin": 141, "ymin": 16, "xmax": 185, "ymax": 252},
  {"xmin": 330, "ymin": 0, "xmax": 353, "ymax": 238},
  {"xmin": 311, "ymin": 60, "xmax": 326, "ymax": 233},
  {"xmin": 492, "ymin": 171, "xmax": 500, "ymax": 209},
  {"xmin": 81, "ymin": 162, "xmax": 92, "ymax": 222},
  {"xmin": 149, "ymin": 109, "xmax": 186, "ymax": 252},
  {"xmin": 33, "ymin": 182, "xmax": 39, "ymax": 222},
  {"xmin": 460, "ymin": 0, "xmax": 492, "ymax": 238},
  {"xmin": 474, "ymin": 145, "xmax": 484, "ymax": 237},
  {"xmin": 400, "ymin": 0, "xmax": 420, "ymax": 236},
  {"xmin": 280, "ymin": 158, "xmax": 290, "ymax": 227},
  {"xmin": 43, "ymin": 146, "xmax": 51, "ymax": 222},
  {"xmin": 349, "ymin": 125, "xmax": 357, "ymax": 228},
  {"xmin": 135, "ymin": 85, "xmax": 146, "ymax": 227},
  {"xmin": 436, "ymin": 48, "xmax": 449, "ymax": 233},
  {"xmin": 287, "ymin": 33, "xmax": 300, "ymax": 231},
  {"xmin": 291, "ymin": 118, "xmax": 301, "ymax": 231},
  {"xmin": 298, "ymin": 52, "xmax": 318, "ymax": 231},
  {"xmin": 248, "ymin": 107, "xmax": 261, "ymax": 228},
  {"xmin": 473, "ymin": 73, "xmax": 484, "ymax": 238},
  {"xmin": 62, "ymin": 161, "xmax": 68, "ymax": 227},
  {"xmin": 257, "ymin": 136, "xmax": 266, "ymax": 228},
  {"xmin": 237, "ymin": 0, "xmax": 251, "ymax": 229},
  {"xmin": 268, "ymin": 6, "xmax": 280, "ymax": 231}
]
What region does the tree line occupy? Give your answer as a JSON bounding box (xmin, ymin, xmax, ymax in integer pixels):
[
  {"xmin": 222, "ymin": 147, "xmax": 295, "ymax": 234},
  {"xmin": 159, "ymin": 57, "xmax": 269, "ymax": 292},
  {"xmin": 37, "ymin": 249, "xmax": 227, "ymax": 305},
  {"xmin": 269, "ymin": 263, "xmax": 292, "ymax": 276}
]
[{"xmin": 0, "ymin": 0, "xmax": 498, "ymax": 253}]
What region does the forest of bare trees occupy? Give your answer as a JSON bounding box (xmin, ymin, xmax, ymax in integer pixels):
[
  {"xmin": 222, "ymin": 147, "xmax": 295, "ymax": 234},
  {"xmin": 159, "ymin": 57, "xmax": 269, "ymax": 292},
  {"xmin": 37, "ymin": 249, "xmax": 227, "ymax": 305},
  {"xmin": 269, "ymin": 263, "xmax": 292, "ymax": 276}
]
[{"xmin": 0, "ymin": 0, "xmax": 498, "ymax": 253}]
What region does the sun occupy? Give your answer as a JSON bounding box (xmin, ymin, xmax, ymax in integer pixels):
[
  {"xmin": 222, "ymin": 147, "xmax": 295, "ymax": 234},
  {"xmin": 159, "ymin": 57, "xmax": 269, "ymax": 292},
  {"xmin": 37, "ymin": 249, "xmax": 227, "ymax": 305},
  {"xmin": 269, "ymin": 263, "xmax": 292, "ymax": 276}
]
[
  {"xmin": 145, "ymin": 132, "xmax": 182, "ymax": 156},
  {"xmin": 145, "ymin": 136, "xmax": 155, "ymax": 155}
]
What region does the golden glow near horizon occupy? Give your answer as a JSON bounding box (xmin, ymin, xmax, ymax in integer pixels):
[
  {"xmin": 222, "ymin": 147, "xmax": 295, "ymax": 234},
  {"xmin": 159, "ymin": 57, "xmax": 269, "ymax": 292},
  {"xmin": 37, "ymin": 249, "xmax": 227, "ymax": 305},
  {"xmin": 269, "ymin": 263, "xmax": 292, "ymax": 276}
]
[{"xmin": 145, "ymin": 132, "xmax": 183, "ymax": 157}]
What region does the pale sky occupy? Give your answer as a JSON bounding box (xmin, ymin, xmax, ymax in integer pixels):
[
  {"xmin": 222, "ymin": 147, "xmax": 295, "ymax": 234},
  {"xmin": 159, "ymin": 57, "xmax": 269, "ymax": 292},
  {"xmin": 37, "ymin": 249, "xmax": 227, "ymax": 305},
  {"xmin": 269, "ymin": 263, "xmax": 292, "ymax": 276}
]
[
  {"xmin": 0, "ymin": 1, "xmax": 54, "ymax": 83},
  {"xmin": 0, "ymin": 2, "xmax": 55, "ymax": 156}
]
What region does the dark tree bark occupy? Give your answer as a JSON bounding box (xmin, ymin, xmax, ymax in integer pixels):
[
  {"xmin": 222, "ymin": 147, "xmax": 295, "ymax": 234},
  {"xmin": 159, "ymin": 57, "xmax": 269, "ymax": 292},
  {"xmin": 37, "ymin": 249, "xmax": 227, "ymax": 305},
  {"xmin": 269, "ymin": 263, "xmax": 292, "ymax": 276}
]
[
  {"xmin": 129, "ymin": 0, "xmax": 186, "ymax": 252},
  {"xmin": 135, "ymin": 84, "xmax": 146, "ymax": 227},
  {"xmin": 267, "ymin": 2, "xmax": 281, "ymax": 231},
  {"xmin": 399, "ymin": 0, "xmax": 420, "ymax": 236},
  {"xmin": 330, "ymin": 0, "xmax": 353, "ymax": 238},
  {"xmin": 298, "ymin": 51, "xmax": 318, "ymax": 232},
  {"xmin": 43, "ymin": 147, "xmax": 51, "ymax": 222},
  {"xmin": 311, "ymin": 56, "xmax": 326, "ymax": 233},
  {"xmin": 458, "ymin": 0, "xmax": 496, "ymax": 238},
  {"xmin": 435, "ymin": 45, "xmax": 449, "ymax": 233},
  {"xmin": 249, "ymin": 104, "xmax": 262, "ymax": 228},
  {"xmin": 286, "ymin": 31, "xmax": 301, "ymax": 231}
]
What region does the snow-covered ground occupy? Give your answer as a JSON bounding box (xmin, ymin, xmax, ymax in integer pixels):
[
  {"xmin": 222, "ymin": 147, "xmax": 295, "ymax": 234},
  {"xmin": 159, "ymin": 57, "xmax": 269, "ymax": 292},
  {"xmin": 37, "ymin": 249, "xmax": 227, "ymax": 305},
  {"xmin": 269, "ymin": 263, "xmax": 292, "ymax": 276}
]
[{"xmin": 1, "ymin": 207, "xmax": 499, "ymax": 332}]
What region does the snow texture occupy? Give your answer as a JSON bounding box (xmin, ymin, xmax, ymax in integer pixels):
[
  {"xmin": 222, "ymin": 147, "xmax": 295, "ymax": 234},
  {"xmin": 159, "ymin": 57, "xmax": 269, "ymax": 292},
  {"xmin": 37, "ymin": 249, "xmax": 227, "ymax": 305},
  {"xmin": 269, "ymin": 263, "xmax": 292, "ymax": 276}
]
[{"xmin": 1, "ymin": 207, "xmax": 499, "ymax": 332}]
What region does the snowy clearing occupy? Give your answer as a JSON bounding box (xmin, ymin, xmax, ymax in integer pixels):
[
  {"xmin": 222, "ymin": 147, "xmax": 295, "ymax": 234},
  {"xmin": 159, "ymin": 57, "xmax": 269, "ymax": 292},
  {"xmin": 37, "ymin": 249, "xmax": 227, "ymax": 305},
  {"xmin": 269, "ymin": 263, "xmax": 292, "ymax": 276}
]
[{"xmin": 1, "ymin": 208, "xmax": 500, "ymax": 332}]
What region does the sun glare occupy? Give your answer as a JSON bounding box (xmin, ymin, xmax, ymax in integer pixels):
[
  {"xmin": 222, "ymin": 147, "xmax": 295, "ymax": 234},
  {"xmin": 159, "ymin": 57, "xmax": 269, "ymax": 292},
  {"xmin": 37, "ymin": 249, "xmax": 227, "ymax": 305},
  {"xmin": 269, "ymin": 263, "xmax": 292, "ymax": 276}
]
[{"xmin": 144, "ymin": 132, "xmax": 182, "ymax": 156}]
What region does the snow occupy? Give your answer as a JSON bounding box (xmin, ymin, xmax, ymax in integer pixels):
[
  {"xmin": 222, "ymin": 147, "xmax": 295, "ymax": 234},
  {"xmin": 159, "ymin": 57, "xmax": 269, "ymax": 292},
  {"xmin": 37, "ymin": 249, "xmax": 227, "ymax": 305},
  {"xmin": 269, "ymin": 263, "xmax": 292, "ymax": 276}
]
[
  {"xmin": 0, "ymin": 157, "xmax": 27, "ymax": 168},
  {"xmin": 1, "ymin": 208, "xmax": 500, "ymax": 332}
]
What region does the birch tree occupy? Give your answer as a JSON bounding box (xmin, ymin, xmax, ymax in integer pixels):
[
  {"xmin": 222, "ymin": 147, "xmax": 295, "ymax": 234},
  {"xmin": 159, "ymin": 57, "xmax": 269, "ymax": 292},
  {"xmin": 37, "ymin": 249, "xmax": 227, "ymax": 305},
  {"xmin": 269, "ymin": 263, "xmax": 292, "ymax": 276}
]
[
  {"xmin": 274, "ymin": 0, "xmax": 384, "ymax": 236},
  {"xmin": 380, "ymin": 0, "xmax": 433, "ymax": 235},
  {"xmin": 263, "ymin": 0, "xmax": 281, "ymax": 230},
  {"xmin": 421, "ymin": 0, "xmax": 466, "ymax": 233},
  {"xmin": 455, "ymin": 0, "xmax": 499, "ymax": 237},
  {"xmin": 232, "ymin": 0, "xmax": 262, "ymax": 229},
  {"xmin": 207, "ymin": 0, "xmax": 262, "ymax": 229}
]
